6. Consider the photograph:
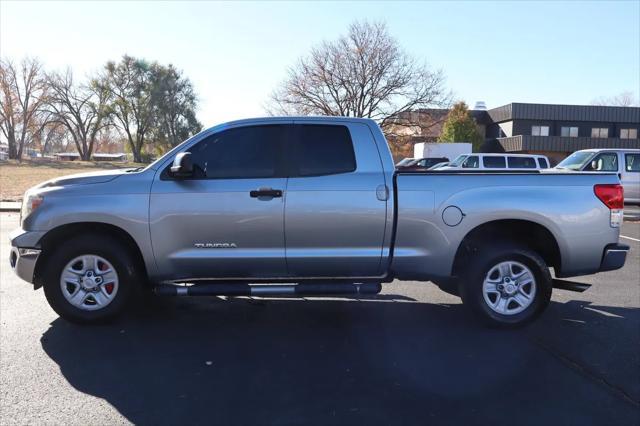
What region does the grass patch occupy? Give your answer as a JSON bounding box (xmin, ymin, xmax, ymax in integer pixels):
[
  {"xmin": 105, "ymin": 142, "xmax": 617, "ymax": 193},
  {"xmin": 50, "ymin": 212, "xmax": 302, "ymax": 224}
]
[{"xmin": 0, "ymin": 159, "xmax": 146, "ymax": 201}]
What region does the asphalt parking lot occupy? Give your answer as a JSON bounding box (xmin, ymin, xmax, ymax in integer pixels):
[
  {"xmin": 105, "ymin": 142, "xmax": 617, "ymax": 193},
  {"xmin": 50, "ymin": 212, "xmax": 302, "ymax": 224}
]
[{"xmin": 0, "ymin": 212, "xmax": 639, "ymax": 425}]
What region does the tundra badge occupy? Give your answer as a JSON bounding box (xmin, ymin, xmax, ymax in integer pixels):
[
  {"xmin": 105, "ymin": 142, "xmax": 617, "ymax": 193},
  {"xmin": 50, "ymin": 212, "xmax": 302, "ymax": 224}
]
[{"xmin": 194, "ymin": 242, "xmax": 238, "ymax": 248}]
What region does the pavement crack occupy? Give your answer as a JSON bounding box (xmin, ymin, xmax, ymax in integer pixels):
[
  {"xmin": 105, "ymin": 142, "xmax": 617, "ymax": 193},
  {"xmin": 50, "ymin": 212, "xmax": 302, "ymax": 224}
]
[{"xmin": 530, "ymin": 336, "xmax": 640, "ymax": 409}]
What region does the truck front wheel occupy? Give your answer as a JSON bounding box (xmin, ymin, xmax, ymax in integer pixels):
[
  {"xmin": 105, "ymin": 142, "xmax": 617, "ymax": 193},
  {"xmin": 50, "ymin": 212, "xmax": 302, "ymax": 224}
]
[
  {"xmin": 459, "ymin": 244, "xmax": 552, "ymax": 327},
  {"xmin": 42, "ymin": 234, "xmax": 136, "ymax": 324}
]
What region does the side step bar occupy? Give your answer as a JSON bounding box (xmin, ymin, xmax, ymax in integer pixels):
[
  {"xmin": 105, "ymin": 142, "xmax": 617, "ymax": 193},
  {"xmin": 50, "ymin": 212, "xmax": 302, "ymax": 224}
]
[
  {"xmin": 154, "ymin": 282, "xmax": 382, "ymax": 297},
  {"xmin": 552, "ymin": 279, "xmax": 592, "ymax": 293}
]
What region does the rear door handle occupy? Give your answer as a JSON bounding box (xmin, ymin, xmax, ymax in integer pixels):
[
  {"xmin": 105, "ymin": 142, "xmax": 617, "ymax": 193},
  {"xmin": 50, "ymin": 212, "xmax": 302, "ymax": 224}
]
[{"xmin": 250, "ymin": 188, "xmax": 283, "ymax": 198}]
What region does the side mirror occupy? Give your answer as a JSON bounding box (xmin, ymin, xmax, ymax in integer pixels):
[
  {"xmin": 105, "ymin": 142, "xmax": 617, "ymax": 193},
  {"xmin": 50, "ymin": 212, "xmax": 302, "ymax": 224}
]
[
  {"xmin": 170, "ymin": 152, "xmax": 194, "ymax": 178},
  {"xmin": 590, "ymin": 159, "xmax": 600, "ymax": 171}
]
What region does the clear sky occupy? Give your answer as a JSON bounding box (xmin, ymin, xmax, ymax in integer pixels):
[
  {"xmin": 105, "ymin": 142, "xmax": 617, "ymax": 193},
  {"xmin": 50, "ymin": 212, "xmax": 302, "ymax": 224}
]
[{"xmin": 1, "ymin": 1, "xmax": 639, "ymax": 127}]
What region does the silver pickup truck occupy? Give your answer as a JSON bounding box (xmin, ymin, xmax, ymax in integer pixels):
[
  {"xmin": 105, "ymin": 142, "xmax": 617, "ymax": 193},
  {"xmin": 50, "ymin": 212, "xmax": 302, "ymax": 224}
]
[{"xmin": 9, "ymin": 117, "xmax": 629, "ymax": 327}]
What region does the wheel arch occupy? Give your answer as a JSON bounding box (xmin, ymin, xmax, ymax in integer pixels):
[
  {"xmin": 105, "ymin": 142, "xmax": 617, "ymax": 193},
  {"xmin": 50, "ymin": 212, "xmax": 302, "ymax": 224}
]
[
  {"xmin": 34, "ymin": 222, "xmax": 149, "ymax": 289},
  {"xmin": 451, "ymin": 219, "xmax": 561, "ymax": 278}
]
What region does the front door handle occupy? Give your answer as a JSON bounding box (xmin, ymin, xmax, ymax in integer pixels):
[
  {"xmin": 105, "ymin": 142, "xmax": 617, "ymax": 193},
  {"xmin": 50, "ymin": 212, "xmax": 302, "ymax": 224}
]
[{"xmin": 250, "ymin": 188, "xmax": 283, "ymax": 198}]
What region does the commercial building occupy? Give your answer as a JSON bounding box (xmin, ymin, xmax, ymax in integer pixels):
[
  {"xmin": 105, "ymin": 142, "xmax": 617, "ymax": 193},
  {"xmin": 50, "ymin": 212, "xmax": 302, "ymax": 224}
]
[
  {"xmin": 395, "ymin": 103, "xmax": 640, "ymax": 165},
  {"xmin": 478, "ymin": 103, "xmax": 640, "ymax": 164}
]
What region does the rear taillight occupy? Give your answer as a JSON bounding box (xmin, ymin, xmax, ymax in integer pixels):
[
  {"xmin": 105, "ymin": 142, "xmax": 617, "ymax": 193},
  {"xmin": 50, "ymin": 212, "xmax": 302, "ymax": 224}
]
[
  {"xmin": 594, "ymin": 184, "xmax": 624, "ymax": 228},
  {"xmin": 594, "ymin": 184, "xmax": 624, "ymax": 210}
]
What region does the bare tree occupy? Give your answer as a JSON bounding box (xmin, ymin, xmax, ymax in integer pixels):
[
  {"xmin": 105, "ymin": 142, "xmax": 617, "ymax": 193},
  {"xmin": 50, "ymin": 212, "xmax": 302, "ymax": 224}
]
[
  {"xmin": 46, "ymin": 70, "xmax": 110, "ymax": 160},
  {"xmin": 268, "ymin": 21, "xmax": 450, "ymax": 133},
  {"xmin": 94, "ymin": 127, "xmax": 125, "ymax": 154},
  {"xmin": 591, "ymin": 91, "xmax": 637, "ymax": 107},
  {"xmin": 31, "ymin": 115, "xmax": 67, "ymax": 156},
  {"xmin": 0, "ymin": 58, "xmax": 48, "ymax": 160}
]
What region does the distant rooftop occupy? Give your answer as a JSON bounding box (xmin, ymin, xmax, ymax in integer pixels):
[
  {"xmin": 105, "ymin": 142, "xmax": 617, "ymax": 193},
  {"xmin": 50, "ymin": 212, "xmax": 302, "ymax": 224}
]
[{"xmin": 484, "ymin": 102, "xmax": 640, "ymax": 124}]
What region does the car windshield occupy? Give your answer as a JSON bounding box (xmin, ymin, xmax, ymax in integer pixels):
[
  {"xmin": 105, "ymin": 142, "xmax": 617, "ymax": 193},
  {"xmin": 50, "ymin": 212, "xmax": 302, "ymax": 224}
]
[
  {"xmin": 556, "ymin": 151, "xmax": 596, "ymax": 170},
  {"xmin": 396, "ymin": 158, "xmax": 415, "ymax": 167},
  {"xmin": 449, "ymin": 155, "xmax": 468, "ymax": 167},
  {"xmin": 429, "ymin": 162, "xmax": 448, "ymax": 170}
]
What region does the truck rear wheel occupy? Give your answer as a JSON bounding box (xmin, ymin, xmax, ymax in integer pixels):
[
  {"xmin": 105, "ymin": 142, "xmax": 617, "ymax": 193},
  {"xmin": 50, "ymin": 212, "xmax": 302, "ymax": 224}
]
[
  {"xmin": 42, "ymin": 234, "xmax": 136, "ymax": 324},
  {"xmin": 459, "ymin": 244, "xmax": 552, "ymax": 327}
]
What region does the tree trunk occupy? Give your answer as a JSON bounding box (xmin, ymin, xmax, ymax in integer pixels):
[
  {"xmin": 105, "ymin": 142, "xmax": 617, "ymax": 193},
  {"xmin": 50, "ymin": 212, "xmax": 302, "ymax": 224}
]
[
  {"xmin": 126, "ymin": 136, "xmax": 142, "ymax": 163},
  {"xmin": 17, "ymin": 140, "xmax": 25, "ymax": 160},
  {"xmin": 8, "ymin": 141, "xmax": 18, "ymax": 159}
]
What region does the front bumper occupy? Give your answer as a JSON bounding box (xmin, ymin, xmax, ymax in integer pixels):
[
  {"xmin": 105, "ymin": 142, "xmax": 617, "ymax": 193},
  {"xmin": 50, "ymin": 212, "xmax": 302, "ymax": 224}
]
[
  {"xmin": 598, "ymin": 243, "xmax": 629, "ymax": 272},
  {"xmin": 8, "ymin": 228, "xmax": 46, "ymax": 285}
]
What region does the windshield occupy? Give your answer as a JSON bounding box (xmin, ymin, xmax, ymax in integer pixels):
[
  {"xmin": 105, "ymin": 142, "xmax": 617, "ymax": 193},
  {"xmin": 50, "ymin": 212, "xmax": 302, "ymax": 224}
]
[
  {"xmin": 556, "ymin": 151, "xmax": 596, "ymax": 170},
  {"xmin": 449, "ymin": 155, "xmax": 468, "ymax": 167},
  {"xmin": 429, "ymin": 162, "xmax": 448, "ymax": 170},
  {"xmin": 396, "ymin": 158, "xmax": 415, "ymax": 167}
]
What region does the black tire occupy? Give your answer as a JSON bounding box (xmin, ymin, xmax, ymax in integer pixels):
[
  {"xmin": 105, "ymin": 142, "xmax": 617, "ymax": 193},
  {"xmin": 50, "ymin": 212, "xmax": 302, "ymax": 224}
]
[
  {"xmin": 42, "ymin": 234, "xmax": 138, "ymax": 324},
  {"xmin": 459, "ymin": 243, "xmax": 552, "ymax": 328}
]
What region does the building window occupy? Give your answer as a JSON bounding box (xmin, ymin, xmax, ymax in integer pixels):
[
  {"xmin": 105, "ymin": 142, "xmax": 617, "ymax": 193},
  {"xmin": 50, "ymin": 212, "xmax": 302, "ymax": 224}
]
[
  {"xmin": 621, "ymin": 128, "xmax": 638, "ymax": 139},
  {"xmin": 591, "ymin": 128, "xmax": 608, "ymax": 138},
  {"xmin": 561, "ymin": 126, "xmax": 579, "ymax": 137},
  {"xmin": 532, "ymin": 125, "xmax": 549, "ymax": 136}
]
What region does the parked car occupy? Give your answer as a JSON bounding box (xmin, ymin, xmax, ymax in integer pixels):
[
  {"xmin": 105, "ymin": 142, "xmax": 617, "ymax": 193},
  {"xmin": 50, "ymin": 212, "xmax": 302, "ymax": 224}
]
[
  {"xmin": 555, "ymin": 149, "xmax": 640, "ymax": 204},
  {"xmin": 397, "ymin": 157, "xmax": 449, "ymax": 170},
  {"xmin": 10, "ymin": 117, "xmax": 628, "ymax": 327},
  {"xmin": 437, "ymin": 153, "xmax": 551, "ymax": 171},
  {"xmin": 428, "ymin": 162, "xmax": 450, "ymax": 170},
  {"xmin": 395, "ymin": 158, "xmax": 415, "ymax": 167}
]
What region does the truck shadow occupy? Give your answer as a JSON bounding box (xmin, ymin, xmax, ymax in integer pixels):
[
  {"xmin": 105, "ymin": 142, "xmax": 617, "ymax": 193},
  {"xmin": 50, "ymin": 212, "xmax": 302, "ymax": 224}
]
[{"xmin": 39, "ymin": 296, "xmax": 640, "ymax": 425}]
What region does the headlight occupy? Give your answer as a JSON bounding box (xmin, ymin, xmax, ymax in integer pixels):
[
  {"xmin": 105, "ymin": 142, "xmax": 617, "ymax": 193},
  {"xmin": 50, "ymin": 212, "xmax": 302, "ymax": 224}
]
[{"xmin": 20, "ymin": 193, "xmax": 43, "ymax": 225}]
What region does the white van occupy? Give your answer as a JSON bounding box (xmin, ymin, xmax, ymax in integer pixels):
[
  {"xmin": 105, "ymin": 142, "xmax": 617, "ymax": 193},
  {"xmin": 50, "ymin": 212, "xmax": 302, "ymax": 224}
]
[{"xmin": 437, "ymin": 153, "xmax": 551, "ymax": 171}]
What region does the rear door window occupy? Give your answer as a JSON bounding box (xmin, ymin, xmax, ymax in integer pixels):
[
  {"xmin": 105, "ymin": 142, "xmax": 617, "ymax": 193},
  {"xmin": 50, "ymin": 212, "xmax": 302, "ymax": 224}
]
[
  {"xmin": 291, "ymin": 125, "xmax": 356, "ymax": 176},
  {"xmin": 507, "ymin": 156, "xmax": 537, "ymax": 168},
  {"xmin": 482, "ymin": 156, "xmax": 506, "ymax": 168},
  {"xmin": 625, "ymin": 154, "xmax": 640, "ymax": 172}
]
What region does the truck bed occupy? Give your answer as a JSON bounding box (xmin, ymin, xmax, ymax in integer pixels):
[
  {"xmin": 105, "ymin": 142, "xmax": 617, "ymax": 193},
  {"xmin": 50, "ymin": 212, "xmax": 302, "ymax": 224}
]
[{"xmin": 389, "ymin": 170, "xmax": 621, "ymax": 280}]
